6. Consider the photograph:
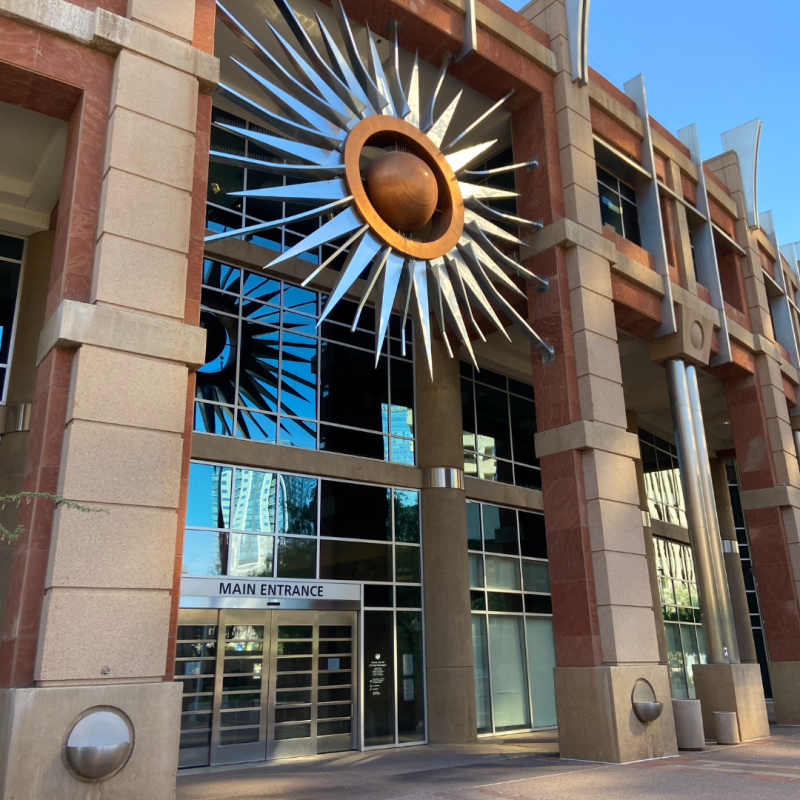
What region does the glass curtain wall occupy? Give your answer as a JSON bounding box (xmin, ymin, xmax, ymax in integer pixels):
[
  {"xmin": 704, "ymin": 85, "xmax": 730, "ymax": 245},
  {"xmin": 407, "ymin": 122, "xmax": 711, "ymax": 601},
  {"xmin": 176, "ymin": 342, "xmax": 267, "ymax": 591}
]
[
  {"xmin": 639, "ymin": 428, "xmax": 688, "ymax": 527},
  {"xmin": 183, "ymin": 461, "xmax": 425, "ymax": 746},
  {"xmin": 195, "ymin": 259, "xmax": 415, "ymax": 463},
  {"xmin": 655, "ymin": 538, "xmax": 707, "ymax": 698},
  {"xmin": 467, "ymin": 500, "xmax": 556, "ymax": 733},
  {"xmin": 460, "ymin": 363, "xmax": 540, "ymax": 490},
  {"xmin": 724, "ymin": 460, "xmax": 771, "ymax": 697},
  {"xmin": 0, "ymin": 233, "xmax": 24, "ymax": 402}
]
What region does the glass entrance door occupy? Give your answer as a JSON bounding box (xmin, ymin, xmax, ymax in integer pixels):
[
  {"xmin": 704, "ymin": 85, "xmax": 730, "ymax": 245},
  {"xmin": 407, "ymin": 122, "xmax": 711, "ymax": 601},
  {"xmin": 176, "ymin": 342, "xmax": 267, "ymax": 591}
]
[{"xmin": 175, "ymin": 609, "xmax": 357, "ymax": 767}]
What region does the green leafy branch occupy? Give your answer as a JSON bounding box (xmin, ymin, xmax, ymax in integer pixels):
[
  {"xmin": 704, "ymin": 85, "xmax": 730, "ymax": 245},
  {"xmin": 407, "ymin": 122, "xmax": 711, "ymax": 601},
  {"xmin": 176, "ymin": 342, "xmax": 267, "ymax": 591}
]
[{"xmin": 0, "ymin": 492, "xmax": 109, "ymax": 544}]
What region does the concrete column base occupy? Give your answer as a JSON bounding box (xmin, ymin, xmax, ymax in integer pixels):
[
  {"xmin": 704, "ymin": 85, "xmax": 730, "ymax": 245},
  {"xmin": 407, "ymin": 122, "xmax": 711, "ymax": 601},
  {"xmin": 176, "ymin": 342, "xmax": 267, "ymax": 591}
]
[
  {"xmin": 767, "ymin": 661, "xmax": 800, "ymax": 724},
  {"xmin": 0, "ymin": 681, "xmax": 182, "ymax": 799},
  {"xmin": 554, "ymin": 665, "xmax": 677, "ymax": 763},
  {"xmin": 425, "ymin": 666, "xmax": 477, "ymax": 744},
  {"xmin": 692, "ymin": 663, "xmax": 769, "ymax": 741}
]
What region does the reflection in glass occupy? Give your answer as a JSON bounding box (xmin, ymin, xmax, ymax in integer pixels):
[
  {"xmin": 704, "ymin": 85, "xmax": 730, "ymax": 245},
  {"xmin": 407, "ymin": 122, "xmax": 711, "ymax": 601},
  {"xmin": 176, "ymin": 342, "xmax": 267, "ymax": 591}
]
[
  {"xmin": 488, "ymin": 616, "xmax": 530, "ymax": 730},
  {"xmin": 183, "ymin": 530, "xmax": 227, "ymax": 575},
  {"xmin": 665, "ymin": 623, "xmax": 688, "ymax": 699},
  {"xmin": 467, "ymin": 502, "xmax": 482, "ymax": 550},
  {"xmin": 395, "ymin": 546, "xmax": 420, "ymax": 583},
  {"xmin": 187, "ymin": 463, "xmax": 232, "ymax": 529},
  {"xmin": 320, "ymin": 481, "xmax": 391, "ymax": 541},
  {"xmin": 472, "ymin": 615, "xmax": 492, "ymax": 734},
  {"xmin": 482, "ymin": 505, "xmax": 518, "ymax": 555},
  {"xmin": 469, "ymin": 553, "xmax": 484, "ymax": 588},
  {"xmin": 394, "ymin": 490, "xmax": 420, "ymax": 543},
  {"xmin": 278, "ymin": 475, "xmax": 317, "ymax": 535},
  {"xmin": 233, "ymin": 470, "xmax": 277, "ymax": 533},
  {"xmin": 522, "ymin": 561, "xmax": 550, "ymax": 593},
  {"xmin": 277, "ymin": 537, "xmax": 316, "ymax": 578},
  {"xmin": 229, "ymin": 533, "xmax": 273, "ymax": 577}
]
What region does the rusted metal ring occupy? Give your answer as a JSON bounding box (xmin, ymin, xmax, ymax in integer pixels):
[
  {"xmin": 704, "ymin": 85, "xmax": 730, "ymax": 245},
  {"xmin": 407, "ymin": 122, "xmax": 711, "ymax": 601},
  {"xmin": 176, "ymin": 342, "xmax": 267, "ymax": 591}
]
[{"xmin": 343, "ymin": 116, "xmax": 464, "ymax": 260}]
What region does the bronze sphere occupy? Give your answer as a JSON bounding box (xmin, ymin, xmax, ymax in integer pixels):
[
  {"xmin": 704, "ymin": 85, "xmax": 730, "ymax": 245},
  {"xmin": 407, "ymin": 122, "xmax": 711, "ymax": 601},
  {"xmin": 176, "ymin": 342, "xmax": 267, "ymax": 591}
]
[{"xmin": 365, "ymin": 151, "xmax": 439, "ymax": 233}]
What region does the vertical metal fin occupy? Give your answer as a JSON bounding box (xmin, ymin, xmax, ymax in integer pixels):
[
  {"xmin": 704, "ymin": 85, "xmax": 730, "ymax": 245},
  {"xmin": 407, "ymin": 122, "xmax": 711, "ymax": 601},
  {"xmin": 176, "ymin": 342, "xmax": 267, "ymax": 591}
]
[{"xmin": 421, "ymin": 52, "xmax": 452, "ymax": 132}]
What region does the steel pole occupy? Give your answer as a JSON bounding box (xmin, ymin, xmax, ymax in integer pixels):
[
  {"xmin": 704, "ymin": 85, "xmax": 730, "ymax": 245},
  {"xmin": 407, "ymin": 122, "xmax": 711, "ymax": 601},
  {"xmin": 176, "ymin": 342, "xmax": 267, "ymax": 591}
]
[
  {"xmin": 686, "ymin": 364, "xmax": 740, "ymax": 663},
  {"xmin": 665, "ymin": 359, "xmax": 728, "ymax": 664}
]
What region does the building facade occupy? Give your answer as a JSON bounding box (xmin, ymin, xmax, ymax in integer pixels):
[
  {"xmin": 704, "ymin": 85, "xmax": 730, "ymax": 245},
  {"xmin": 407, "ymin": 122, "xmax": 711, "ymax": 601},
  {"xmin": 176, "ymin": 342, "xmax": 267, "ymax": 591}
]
[{"xmin": 0, "ymin": 0, "xmax": 797, "ymax": 796}]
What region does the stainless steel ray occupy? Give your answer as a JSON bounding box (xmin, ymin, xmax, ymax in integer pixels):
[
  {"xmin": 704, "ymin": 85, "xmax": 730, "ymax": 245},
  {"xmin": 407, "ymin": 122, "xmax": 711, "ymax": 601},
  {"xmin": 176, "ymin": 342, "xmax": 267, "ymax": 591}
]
[
  {"xmin": 217, "ymin": 83, "xmax": 345, "ymax": 151},
  {"xmin": 409, "ymin": 259, "xmax": 434, "ymax": 379},
  {"xmin": 427, "ymin": 265, "xmax": 453, "ymax": 358},
  {"xmin": 462, "ymin": 243, "xmax": 553, "ymax": 361},
  {"xmin": 268, "ymin": 206, "xmax": 365, "ymax": 266},
  {"xmin": 397, "ymin": 258, "xmax": 414, "ymax": 356},
  {"xmin": 216, "ymin": 2, "xmax": 355, "ymax": 128},
  {"xmin": 353, "ymin": 247, "xmax": 391, "ymax": 331},
  {"xmin": 466, "ymin": 198, "xmax": 543, "ymax": 231},
  {"xmin": 229, "ymin": 57, "xmax": 346, "ymax": 139},
  {"xmin": 314, "ymin": 11, "xmax": 377, "ymax": 118},
  {"xmin": 300, "ymin": 225, "xmax": 369, "ymax": 286},
  {"xmin": 429, "ymin": 257, "xmax": 477, "ymax": 365},
  {"xmin": 204, "ymin": 197, "xmax": 354, "ymax": 244},
  {"xmin": 444, "ymin": 249, "xmax": 510, "ymax": 340},
  {"xmin": 445, "ymin": 140, "xmax": 497, "ymax": 173},
  {"xmin": 442, "ymin": 90, "xmax": 514, "ymax": 152},
  {"xmin": 421, "ymin": 51, "xmax": 452, "ymax": 132},
  {"xmin": 462, "ymin": 157, "xmax": 538, "ymax": 177},
  {"xmin": 272, "ymin": 0, "xmax": 369, "ymax": 117},
  {"xmin": 375, "ymin": 250, "xmax": 406, "ymax": 362},
  {"xmin": 426, "ymin": 90, "xmax": 462, "ymax": 149},
  {"xmin": 465, "ymin": 223, "xmax": 547, "ymax": 290},
  {"xmin": 458, "ymin": 182, "xmax": 519, "ymax": 202},
  {"xmin": 216, "ymin": 122, "xmax": 344, "ymax": 167},
  {"xmin": 463, "ymin": 208, "xmax": 527, "ymax": 247},
  {"xmin": 444, "ymin": 251, "xmax": 487, "ymax": 342},
  {"xmin": 231, "ymin": 178, "xmax": 349, "ymax": 204},
  {"xmin": 458, "ymin": 236, "xmax": 526, "ymax": 298},
  {"xmin": 385, "ymin": 30, "xmax": 410, "ymax": 119},
  {"xmin": 403, "ymin": 51, "xmax": 420, "ymax": 127},
  {"xmin": 330, "ymin": 0, "xmax": 390, "ymax": 116},
  {"xmin": 318, "ymin": 230, "xmax": 385, "ymax": 323},
  {"xmin": 266, "ymin": 22, "xmax": 365, "ymax": 121},
  {"xmin": 366, "ymin": 24, "xmax": 397, "ymax": 116},
  {"xmin": 209, "ymin": 149, "xmax": 345, "ymax": 179}
]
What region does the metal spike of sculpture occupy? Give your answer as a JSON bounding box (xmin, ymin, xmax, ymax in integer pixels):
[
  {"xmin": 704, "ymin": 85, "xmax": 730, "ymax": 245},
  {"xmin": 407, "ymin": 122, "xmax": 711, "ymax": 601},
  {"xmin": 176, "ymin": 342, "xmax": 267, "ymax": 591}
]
[{"xmin": 207, "ymin": 0, "xmax": 553, "ymax": 377}]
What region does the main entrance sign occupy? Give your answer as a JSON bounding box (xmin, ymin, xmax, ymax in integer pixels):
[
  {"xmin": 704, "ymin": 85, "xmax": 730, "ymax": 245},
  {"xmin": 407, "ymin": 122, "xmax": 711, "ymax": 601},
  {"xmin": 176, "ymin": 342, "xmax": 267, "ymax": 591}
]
[{"xmin": 206, "ymin": 0, "xmax": 553, "ymax": 376}]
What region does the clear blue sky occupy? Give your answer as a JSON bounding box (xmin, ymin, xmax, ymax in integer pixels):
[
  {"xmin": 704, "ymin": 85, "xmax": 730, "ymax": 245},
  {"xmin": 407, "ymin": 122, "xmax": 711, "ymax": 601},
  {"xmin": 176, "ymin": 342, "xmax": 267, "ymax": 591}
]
[{"xmin": 507, "ymin": 0, "xmax": 800, "ymax": 248}]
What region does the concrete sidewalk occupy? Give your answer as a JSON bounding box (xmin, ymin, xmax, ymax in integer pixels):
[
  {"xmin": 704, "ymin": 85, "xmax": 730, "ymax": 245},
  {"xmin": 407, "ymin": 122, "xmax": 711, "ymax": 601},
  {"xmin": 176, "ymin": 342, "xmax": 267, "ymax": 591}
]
[{"xmin": 177, "ymin": 727, "xmax": 800, "ymax": 800}]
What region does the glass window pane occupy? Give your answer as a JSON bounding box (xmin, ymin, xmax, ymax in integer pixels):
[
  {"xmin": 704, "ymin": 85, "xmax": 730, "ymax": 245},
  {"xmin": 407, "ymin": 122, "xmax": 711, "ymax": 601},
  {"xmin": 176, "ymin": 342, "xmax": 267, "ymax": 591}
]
[
  {"xmin": 475, "ymin": 384, "xmax": 512, "ymax": 461},
  {"xmin": 469, "ymin": 553, "xmax": 484, "ymax": 588},
  {"xmin": 509, "ymin": 395, "xmax": 538, "ymax": 466},
  {"xmin": 665, "ymin": 622, "xmax": 688, "ymax": 699},
  {"xmin": 394, "ymin": 490, "xmax": 420, "ymax": 543},
  {"xmin": 235, "ymin": 410, "xmax": 276, "ymax": 442},
  {"xmin": 277, "ymin": 417, "xmax": 317, "ymax": 450},
  {"xmin": 396, "ymin": 585, "xmax": 422, "ymax": 608},
  {"xmin": 680, "ymin": 624, "xmax": 701, "ymax": 700},
  {"xmin": 519, "ymin": 512, "xmax": 547, "ymax": 559},
  {"xmin": 488, "ymin": 616, "xmax": 530, "ymax": 731},
  {"xmin": 467, "ymin": 502, "xmax": 482, "ymax": 550},
  {"xmin": 622, "ymin": 198, "xmax": 641, "ymax": 246},
  {"xmin": 277, "ymin": 537, "xmax": 316, "ymax": 578},
  {"xmin": 364, "ymin": 584, "xmax": 393, "ymax": 607},
  {"xmin": 485, "ymin": 556, "xmax": 521, "ymax": 590},
  {"xmin": 526, "ymin": 617, "xmax": 557, "ymax": 728},
  {"xmin": 283, "ymin": 284, "xmax": 318, "ymax": 316},
  {"xmin": 183, "ymin": 530, "xmax": 227, "ymax": 576},
  {"xmin": 279, "ymin": 332, "xmax": 318, "ymax": 421},
  {"xmin": 319, "ymin": 342, "xmax": 388, "ymax": 432},
  {"xmin": 319, "ymin": 540, "xmax": 391, "ymax": 582},
  {"xmin": 397, "ymin": 611, "xmax": 425, "ymax": 742},
  {"xmin": 390, "ymin": 437, "xmax": 415, "ymax": 465},
  {"xmin": 363, "ymin": 611, "xmax": 395, "ymax": 746},
  {"xmin": 472, "ymin": 615, "xmax": 492, "ymax": 734},
  {"xmin": 522, "ymin": 560, "xmax": 550, "ymax": 593},
  {"xmin": 461, "ymin": 378, "xmax": 476, "ymax": 452},
  {"xmin": 237, "ymin": 320, "xmax": 279, "ymax": 413},
  {"xmin": 389, "ymin": 359, "xmax": 415, "ymax": 438},
  {"xmin": 320, "ymin": 481, "xmax": 391, "ymax": 541},
  {"xmin": 277, "ymin": 475, "xmax": 317, "ymax": 535},
  {"xmin": 229, "ymin": 533, "xmax": 273, "ymax": 577},
  {"xmin": 395, "ymin": 546, "xmax": 420, "ymax": 583},
  {"xmin": 598, "ymin": 182, "xmax": 623, "ymax": 236},
  {"xmin": 319, "ymin": 424, "xmax": 385, "ymax": 460},
  {"xmin": 194, "ymin": 401, "xmax": 234, "ymax": 437},
  {"xmin": 482, "ymin": 505, "xmax": 519, "ymax": 555},
  {"xmin": 232, "ymin": 469, "xmax": 277, "ymax": 533},
  {"xmin": 487, "ymin": 592, "xmax": 524, "ymax": 613},
  {"xmin": 187, "ymin": 464, "xmax": 232, "ymax": 529}
]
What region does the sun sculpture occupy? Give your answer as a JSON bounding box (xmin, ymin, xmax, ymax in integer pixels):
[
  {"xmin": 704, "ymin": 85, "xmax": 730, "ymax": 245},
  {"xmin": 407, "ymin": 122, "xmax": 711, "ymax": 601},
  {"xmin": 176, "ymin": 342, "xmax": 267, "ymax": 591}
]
[{"xmin": 206, "ymin": 0, "xmax": 553, "ymax": 377}]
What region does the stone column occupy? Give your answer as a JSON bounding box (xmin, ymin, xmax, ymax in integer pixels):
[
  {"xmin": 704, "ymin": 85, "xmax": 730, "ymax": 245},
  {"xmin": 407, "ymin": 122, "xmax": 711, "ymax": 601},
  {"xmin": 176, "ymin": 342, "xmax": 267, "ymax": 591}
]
[
  {"xmin": 0, "ymin": 2, "xmax": 213, "ymax": 798},
  {"xmin": 627, "ymin": 411, "xmax": 669, "ymax": 665},
  {"xmin": 520, "ymin": 0, "xmax": 677, "ymax": 764},
  {"xmin": 0, "ymin": 231, "xmax": 53, "ymax": 627},
  {"xmin": 709, "ymin": 458, "xmax": 758, "ymax": 664},
  {"xmin": 416, "ymin": 337, "xmax": 476, "ymax": 743}
]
